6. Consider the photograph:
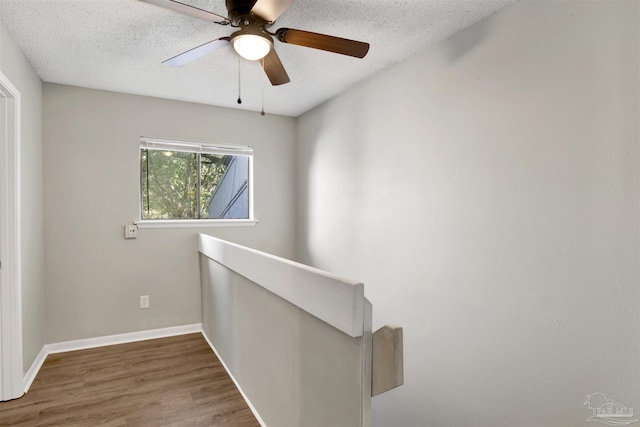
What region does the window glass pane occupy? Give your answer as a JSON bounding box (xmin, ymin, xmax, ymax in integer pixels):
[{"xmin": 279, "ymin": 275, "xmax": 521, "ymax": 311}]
[
  {"xmin": 142, "ymin": 149, "xmax": 198, "ymax": 219},
  {"xmin": 199, "ymin": 153, "xmax": 227, "ymax": 218},
  {"xmin": 204, "ymin": 155, "xmax": 250, "ymax": 219}
]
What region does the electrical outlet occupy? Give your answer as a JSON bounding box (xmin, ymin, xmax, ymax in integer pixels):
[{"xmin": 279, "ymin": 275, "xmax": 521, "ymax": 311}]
[
  {"xmin": 140, "ymin": 295, "xmax": 149, "ymax": 309},
  {"xmin": 125, "ymin": 225, "xmax": 138, "ymax": 239}
]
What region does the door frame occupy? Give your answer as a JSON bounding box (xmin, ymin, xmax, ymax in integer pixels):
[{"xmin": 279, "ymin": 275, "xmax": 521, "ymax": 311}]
[{"xmin": 0, "ymin": 70, "xmax": 24, "ymax": 401}]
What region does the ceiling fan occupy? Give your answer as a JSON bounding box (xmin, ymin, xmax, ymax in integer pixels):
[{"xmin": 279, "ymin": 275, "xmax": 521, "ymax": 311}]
[{"xmin": 141, "ymin": 0, "xmax": 370, "ymax": 86}]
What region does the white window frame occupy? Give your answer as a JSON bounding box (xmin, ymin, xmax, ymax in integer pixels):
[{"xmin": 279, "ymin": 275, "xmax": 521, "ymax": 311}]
[{"xmin": 135, "ymin": 137, "xmax": 256, "ymax": 228}]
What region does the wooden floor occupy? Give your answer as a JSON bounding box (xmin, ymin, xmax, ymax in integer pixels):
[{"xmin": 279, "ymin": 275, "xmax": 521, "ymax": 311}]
[{"xmin": 0, "ymin": 333, "xmax": 260, "ymax": 427}]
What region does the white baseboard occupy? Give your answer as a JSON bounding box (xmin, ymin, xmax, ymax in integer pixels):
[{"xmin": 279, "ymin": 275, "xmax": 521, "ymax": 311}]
[
  {"xmin": 201, "ymin": 330, "xmax": 267, "ymax": 427},
  {"xmin": 23, "ymin": 345, "xmax": 48, "ymax": 393},
  {"xmin": 46, "ymin": 324, "xmax": 202, "ymax": 354},
  {"xmin": 22, "ymin": 323, "xmax": 203, "ymax": 393}
]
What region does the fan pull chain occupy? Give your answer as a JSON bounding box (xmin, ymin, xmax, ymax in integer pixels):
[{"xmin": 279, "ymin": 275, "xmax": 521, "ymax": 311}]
[
  {"xmin": 260, "ymin": 59, "xmax": 266, "ymax": 116},
  {"xmin": 237, "ymin": 55, "xmax": 242, "ymax": 104}
]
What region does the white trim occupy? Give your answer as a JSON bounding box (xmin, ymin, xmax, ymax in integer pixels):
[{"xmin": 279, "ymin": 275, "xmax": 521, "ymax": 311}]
[
  {"xmin": 135, "ymin": 219, "xmax": 258, "ymax": 229},
  {"xmin": 201, "ymin": 330, "xmax": 267, "ymax": 427},
  {"xmin": 199, "ymin": 234, "xmax": 366, "ymax": 338},
  {"xmin": 361, "ymin": 300, "xmax": 373, "ymax": 426},
  {"xmin": 0, "ymin": 70, "xmax": 23, "ymax": 401},
  {"xmin": 140, "ymin": 137, "xmax": 253, "ymax": 156},
  {"xmin": 46, "ymin": 324, "xmax": 203, "ymax": 354},
  {"xmin": 248, "ymin": 154, "xmax": 255, "ymax": 220},
  {"xmin": 23, "ymin": 346, "xmax": 47, "ymax": 393}
]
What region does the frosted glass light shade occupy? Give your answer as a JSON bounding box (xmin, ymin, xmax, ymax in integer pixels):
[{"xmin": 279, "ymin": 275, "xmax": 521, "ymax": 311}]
[{"xmin": 233, "ymin": 34, "xmax": 272, "ymax": 61}]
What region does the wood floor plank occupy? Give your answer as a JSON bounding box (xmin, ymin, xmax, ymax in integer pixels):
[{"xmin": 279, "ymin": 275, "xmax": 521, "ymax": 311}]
[{"xmin": 0, "ymin": 333, "xmax": 260, "ymax": 427}]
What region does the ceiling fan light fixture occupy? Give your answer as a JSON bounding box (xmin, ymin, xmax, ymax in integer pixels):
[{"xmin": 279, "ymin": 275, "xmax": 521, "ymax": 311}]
[{"xmin": 232, "ymin": 32, "xmax": 272, "ymax": 61}]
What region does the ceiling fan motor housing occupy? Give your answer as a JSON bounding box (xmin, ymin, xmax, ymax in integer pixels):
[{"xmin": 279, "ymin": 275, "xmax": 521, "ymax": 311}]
[
  {"xmin": 226, "ymin": 0, "xmax": 270, "ymax": 26},
  {"xmin": 230, "ymin": 25, "xmax": 272, "ymax": 42}
]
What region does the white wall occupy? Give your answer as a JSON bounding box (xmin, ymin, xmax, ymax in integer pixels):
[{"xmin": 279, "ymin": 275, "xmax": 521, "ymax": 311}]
[
  {"xmin": 296, "ymin": 1, "xmax": 639, "ymax": 426},
  {"xmin": 43, "ymin": 84, "xmax": 296, "ymax": 343},
  {"xmin": 0, "ymin": 21, "xmax": 45, "ymax": 373}
]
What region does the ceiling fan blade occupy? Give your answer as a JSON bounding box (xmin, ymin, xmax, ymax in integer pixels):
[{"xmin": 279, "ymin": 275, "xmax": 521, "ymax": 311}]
[
  {"xmin": 262, "ymin": 49, "xmax": 290, "ymax": 86},
  {"xmin": 251, "ymin": 0, "xmax": 296, "ymax": 23},
  {"xmin": 140, "ymin": 0, "xmax": 230, "ymax": 24},
  {"xmin": 276, "ymin": 28, "xmax": 369, "ymax": 58},
  {"xmin": 163, "ymin": 37, "xmax": 230, "ymax": 67}
]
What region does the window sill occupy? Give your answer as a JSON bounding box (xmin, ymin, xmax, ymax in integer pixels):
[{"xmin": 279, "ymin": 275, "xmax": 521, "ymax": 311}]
[{"xmin": 135, "ymin": 219, "xmax": 258, "ymax": 229}]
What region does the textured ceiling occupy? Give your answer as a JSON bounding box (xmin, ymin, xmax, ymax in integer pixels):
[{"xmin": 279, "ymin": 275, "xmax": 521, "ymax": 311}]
[{"xmin": 0, "ymin": 0, "xmax": 516, "ymax": 117}]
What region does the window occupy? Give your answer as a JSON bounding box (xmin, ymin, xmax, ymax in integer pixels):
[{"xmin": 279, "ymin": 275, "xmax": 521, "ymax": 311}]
[{"xmin": 138, "ymin": 137, "xmax": 253, "ymax": 225}]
